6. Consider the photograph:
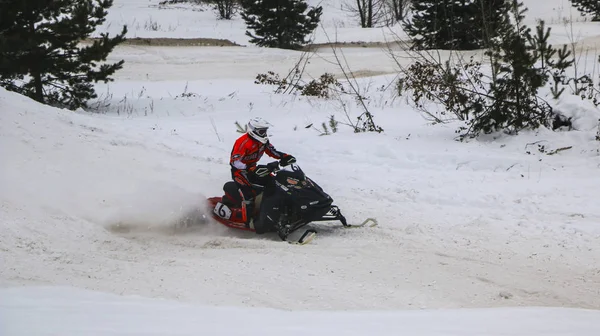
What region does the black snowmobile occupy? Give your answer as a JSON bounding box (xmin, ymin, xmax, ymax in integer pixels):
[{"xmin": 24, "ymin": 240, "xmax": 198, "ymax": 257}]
[{"xmin": 207, "ymin": 161, "xmax": 377, "ymax": 244}]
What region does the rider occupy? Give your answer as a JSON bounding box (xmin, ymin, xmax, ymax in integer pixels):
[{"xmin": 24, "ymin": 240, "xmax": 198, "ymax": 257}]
[{"xmin": 230, "ymin": 117, "xmax": 296, "ymax": 227}]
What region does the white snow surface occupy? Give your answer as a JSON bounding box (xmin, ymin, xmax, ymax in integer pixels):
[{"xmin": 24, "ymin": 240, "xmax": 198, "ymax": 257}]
[
  {"xmin": 96, "ymin": 0, "xmax": 600, "ymax": 45},
  {"xmin": 2, "ymin": 0, "xmax": 600, "ymax": 334},
  {"xmin": 2, "ymin": 286, "xmax": 600, "ymax": 336}
]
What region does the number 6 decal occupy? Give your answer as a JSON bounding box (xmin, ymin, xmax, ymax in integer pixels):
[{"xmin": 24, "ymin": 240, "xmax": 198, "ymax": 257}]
[{"xmin": 214, "ymin": 202, "xmax": 232, "ymax": 219}]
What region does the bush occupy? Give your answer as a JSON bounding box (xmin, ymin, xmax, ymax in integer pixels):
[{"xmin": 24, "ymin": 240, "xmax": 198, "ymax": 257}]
[
  {"xmin": 209, "ymin": 0, "xmax": 239, "ymax": 19},
  {"xmin": 255, "ymin": 71, "xmax": 344, "ymax": 98},
  {"xmin": 397, "ymin": 0, "xmax": 588, "ymax": 139}
]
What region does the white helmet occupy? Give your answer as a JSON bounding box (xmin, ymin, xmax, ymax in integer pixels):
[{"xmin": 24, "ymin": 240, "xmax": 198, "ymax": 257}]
[{"xmin": 247, "ymin": 117, "xmax": 271, "ymax": 144}]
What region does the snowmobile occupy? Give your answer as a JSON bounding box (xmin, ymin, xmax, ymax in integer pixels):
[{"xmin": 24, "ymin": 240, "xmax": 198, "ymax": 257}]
[{"xmin": 206, "ymin": 161, "xmax": 377, "ymax": 245}]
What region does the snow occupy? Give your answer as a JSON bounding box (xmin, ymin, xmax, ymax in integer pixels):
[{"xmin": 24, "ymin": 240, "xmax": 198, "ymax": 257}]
[
  {"xmin": 2, "ymin": 286, "xmax": 600, "ymax": 336},
  {"xmin": 2, "ymin": 0, "xmax": 600, "ymax": 334},
  {"xmin": 94, "ymin": 0, "xmax": 409, "ymax": 43},
  {"xmin": 94, "ymin": 0, "xmax": 600, "ymax": 45}
]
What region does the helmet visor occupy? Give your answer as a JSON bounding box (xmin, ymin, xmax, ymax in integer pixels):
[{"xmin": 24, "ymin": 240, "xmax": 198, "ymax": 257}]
[{"xmin": 254, "ymin": 127, "xmax": 268, "ymax": 137}]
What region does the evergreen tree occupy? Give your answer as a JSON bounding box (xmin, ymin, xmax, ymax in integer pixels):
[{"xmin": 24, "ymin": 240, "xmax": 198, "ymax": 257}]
[
  {"xmin": 402, "ymin": 0, "xmax": 442, "ymax": 50},
  {"xmin": 569, "ymin": 0, "xmax": 600, "ymax": 21},
  {"xmin": 0, "ymin": 0, "xmax": 127, "ymax": 110},
  {"xmin": 240, "ymin": 0, "xmax": 322, "ymax": 50},
  {"xmin": 400, "ymin": 0, "xmax": 573, "ymax": 137},
  {"xmin": 403, "ymin": 0, "xmax": 508, "ymax": 50},
  {"xmin": 473, "ymin": 0, "xmax": 555, "ymax": 135}
]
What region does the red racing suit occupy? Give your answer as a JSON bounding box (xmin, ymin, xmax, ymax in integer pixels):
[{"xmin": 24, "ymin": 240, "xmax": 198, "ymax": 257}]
[{"xmin": 230, "ymin": 133, "xmax": 288, "ymax": 199}]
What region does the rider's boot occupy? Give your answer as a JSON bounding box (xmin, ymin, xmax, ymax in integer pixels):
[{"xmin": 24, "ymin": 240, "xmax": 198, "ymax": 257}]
[{"xmin": 242, "ymin": 200, "xmax": 255, "ymax": 229}]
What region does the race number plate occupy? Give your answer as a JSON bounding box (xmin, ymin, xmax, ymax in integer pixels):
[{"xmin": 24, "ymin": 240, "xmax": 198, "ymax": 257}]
[{"xmin": 213, "ymin": 202, "xmax": 232, "ymax": 219}]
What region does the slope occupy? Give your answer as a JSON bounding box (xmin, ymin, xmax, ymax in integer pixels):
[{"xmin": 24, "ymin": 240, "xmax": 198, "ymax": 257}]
[{"xmin": 2, "ymin": 71, "xmax": 599, "ymax": 311}]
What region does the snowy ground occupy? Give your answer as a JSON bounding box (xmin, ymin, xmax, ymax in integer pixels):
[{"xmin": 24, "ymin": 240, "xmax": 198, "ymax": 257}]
[
  {"xmin": 2, "ymin": 0, "xmax": 600, "ymax": 334},
  {"xmin": 2, "ymin": 287, "xmax": 600, "ymax": 336},
  {"xmin": 95, "ymin": 0, "xmax": 600, "ymax": 45}
]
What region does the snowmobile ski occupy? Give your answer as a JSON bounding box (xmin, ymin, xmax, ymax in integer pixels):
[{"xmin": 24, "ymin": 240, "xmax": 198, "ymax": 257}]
[
  {"xmin": 342, "ymin": 217, "xmax": 378, "ymax": 229},
  {"xmin": 288, "ymin": 229, "xmax": 317, "ymax": 245},
  {"xmin": 286, "ymin": 218, "xmax": 377, "ymax": 245}
]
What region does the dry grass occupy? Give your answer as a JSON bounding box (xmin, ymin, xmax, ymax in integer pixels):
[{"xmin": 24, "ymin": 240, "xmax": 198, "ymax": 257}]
[
  {"xmin": 303, "ymin": 40, "xmax": 407, "ymax": 52},
  {"xmin": 83, "ymin": 37, "xmax": 241, "ymax": 47},
  {"xmin": 82, "ymin": 37, "xmax": 410, "ymax": 49}
]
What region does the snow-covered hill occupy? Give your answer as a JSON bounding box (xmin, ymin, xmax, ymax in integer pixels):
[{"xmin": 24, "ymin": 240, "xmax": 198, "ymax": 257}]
[{"xmin": 2, "ymin": 0, "xmax": 600, "ymax": 334}]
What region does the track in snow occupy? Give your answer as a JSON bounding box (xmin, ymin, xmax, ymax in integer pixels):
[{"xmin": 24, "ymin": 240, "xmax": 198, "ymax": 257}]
[{"xmin": 2, "ymin": 35, "xmax": 600, "ymax": 312}]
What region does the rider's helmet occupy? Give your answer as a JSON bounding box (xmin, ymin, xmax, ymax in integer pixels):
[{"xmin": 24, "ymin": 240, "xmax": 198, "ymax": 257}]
[{"xmin": 247, "ymin": 117, "xmax": 271, "ymax": 144}]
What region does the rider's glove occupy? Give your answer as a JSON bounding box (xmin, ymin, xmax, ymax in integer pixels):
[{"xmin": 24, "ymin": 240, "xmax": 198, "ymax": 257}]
[
  {"xmin": 280, "ymin": 154, "xmax": 296, "ymax": 166},
  {"xmin": 266, "ymin": 161, "xmax": 280, "ymax": 172}
]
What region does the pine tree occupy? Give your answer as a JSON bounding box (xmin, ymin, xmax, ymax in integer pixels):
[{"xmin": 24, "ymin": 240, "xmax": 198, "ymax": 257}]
[
  {"xmin": 403, "ymin": 0, "xmax": 509, "ymax": 50},
  {"xmin": 240, "ymin": 0, "xmax": 322, "ymax": 50},
  {"xmin": 402, "ymin": 0, "xmax": 443, "ymax": 50},
  {"xmin": 400, "ymin": 0, "xmax": 572, "ymax": 137},
  {"xmin": 473, "ymin": 0, "xmax": 554, "ymax": 135},
  {"xmin": 0, "ymin": 0, "xmax": 127, "ymax": 110},
  {"xmin": 569, "ymin": 0, "xmax": 600, "ymax": 21}
]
